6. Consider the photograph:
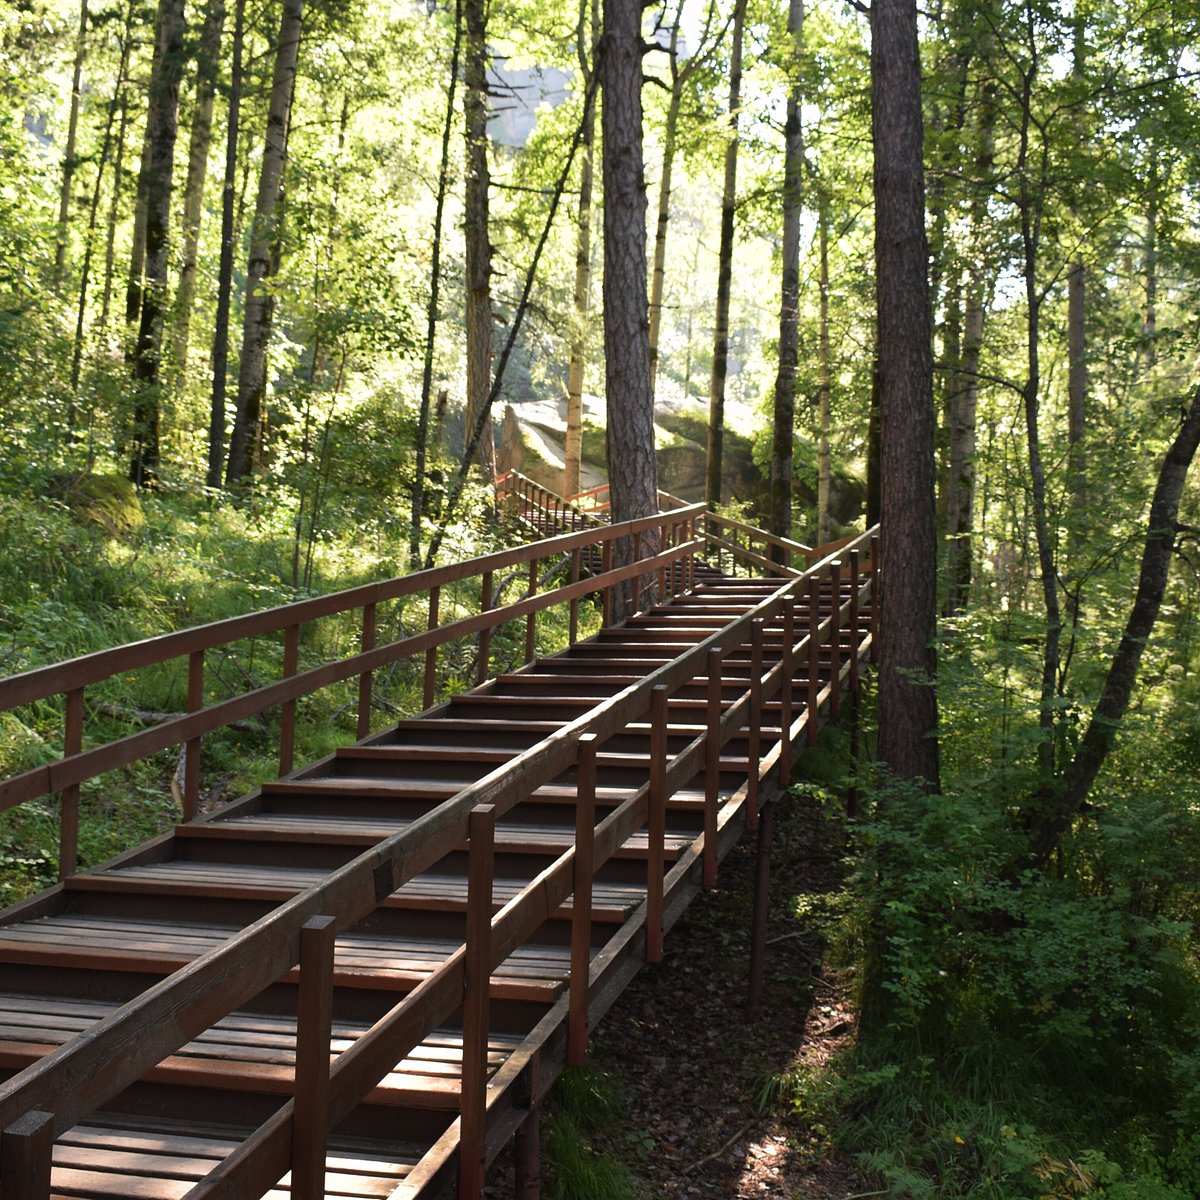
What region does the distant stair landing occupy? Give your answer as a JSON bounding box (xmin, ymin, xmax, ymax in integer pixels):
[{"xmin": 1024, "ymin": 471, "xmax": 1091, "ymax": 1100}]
[{"xmin": 0, "ymin": 492, "xmax": 877, "ymax": 1200}]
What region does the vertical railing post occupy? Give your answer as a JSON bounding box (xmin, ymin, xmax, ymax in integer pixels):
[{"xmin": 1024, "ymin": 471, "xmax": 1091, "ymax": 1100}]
[
  {"xmin": 514, "ymin": 1053, "xmax": 542, "ymax": 1200},
  {"xmin": 2, "ymin": 1109, "xmax": 55, "ymax": 1200},
  {"xmin": 779, "ymin": 597, "xmax": 795, "ymax": 787},
  {"xmin": 292, "ymin": 914, "xmax": 336, "ymax": 1200},
  {"xmin": 687, "ymin": 516, "xmax": 696, "ymax": 592},
  {"xmin": 601, "ymin": 541, "xmax": 613, "ymax": 627},
  {"xmin": 423, "ymin": 586, "xmax": 440, "ymax": 710},
  {"xmin": 747, "ymin": 803, "xmax": 773, "ymax": 1011},
  {"xmin": 647, "ymin": 687, "xmax": 668, "ymax": 963},
  {"xmin": 477, "ymin": 573, "xmax": 493, "ymax": 686},
  {"xmin": 703, "ymin": 647, "xmax": 722, "ymax": 888},
  {"xmin": 747, "ymin": 620, "xmax": 764, "ymax": 830},
  {"xmin": 569, "ymin": 549, "xmax": 581, "ymax": 644},
  {"xmin": 631, "ymin": 533, "xmax": 643, "ymax": 615},
  {"xmin": 59, "ymin": 687, "xmax": 84, "ymax": 878},
  {"xmin": 525, "ymin": 559, "xmax": 538, "ymax": 664},
  {"xmin": 184, "ymin": 651, "xmax": 204, "ymax": 821},
  {"xmin": 869, "ymin": 533, "xmax": 881, "ymax": 664},
  {"xmin": 356, "ymin": 603, "xmax": 376, "ymax": 741},
  {"xmin": 279, "ymin": 623, "xmax": 300, "ymax": 777},
  {"xmin": 848, "ymin": 550, "xmax": 861, "ymax": 694},
  {"xmin": 460, "ymin": 804, "xmax": 496, "ymax": 1199},
  {"xmin": 807, "ymin": 575, "xmax": 821, "ymax": 747},
  {"xmin": 569, "ymin": 734, "xmax": 597, "ymax": 1065},
  {"xmin": 829, "ymin": 561, "xmax": 842, "ymax": 719}
]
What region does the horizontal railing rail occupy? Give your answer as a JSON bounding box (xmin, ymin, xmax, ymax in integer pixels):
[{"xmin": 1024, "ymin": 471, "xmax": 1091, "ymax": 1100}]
[{"xmin": 0, "ymin": 517, "xmax": 878, "ymax": 1200}]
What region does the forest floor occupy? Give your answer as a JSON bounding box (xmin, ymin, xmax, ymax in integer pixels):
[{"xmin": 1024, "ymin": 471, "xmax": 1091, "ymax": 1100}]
[{"xmin": 586, "ymin": 788, "xmax": 869, "ymax": 1198}]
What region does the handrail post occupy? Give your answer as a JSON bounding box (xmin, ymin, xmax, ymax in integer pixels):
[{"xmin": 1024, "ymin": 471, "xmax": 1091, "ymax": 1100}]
[
  {"xmin": 569, "ymin": 549, "xmax": 581, "ymax": 644},
  {"xmin": 601, "ymin": 541, "xmax": 613, "ymax": 626},
  {"xmin": 184, "ymin": 651, "xmax": 204, "ymax": 821},
  {"xmin": 869, "ymin": 533, "xmax": 881, "ymax": 663},
  {"xmin": 703, "ymin": 647, "xmax": 722, "ymax": 888},
  {"xmin": 779, "ymin": 598, "xmax": 795, "ymax": 788},
  {"xmin": 568, "ymin": 735, "xmax": 597, "ymax": 1064},
  {"xmin": 2, "ymin": 1109, "xmax": 55, "ymax": 1200},
  {"xmin": 848, "ymin": 550, "xmax": 861, "ymax": 694},
  {"xmin": 292, "ymin": 914, "xmax": 336, "ymax": 1200},
  {"xmin": 59, "ymin": 687, "xmax": 83, "ymax": 878},
  {"xmin": 424, "ymin": 585, "xmax": 440, "ymax": 710},
  {"xmin": 748, "ymin": 803, "xmax": 773, "ymax": 1011},
  {"xmin": 460, "ymin": 804, "xmax": 496, "ymax": 1199},
  {"xmin": 631, "ymin": 534, "xmax": 642, "ymax": 614},
  {"xmin": 279, "ymin": 623, "xmax": 300, "ymax": 777},
  {"xmin": 356, "ymin": 603, "xmax": 376, "ymax": 740},
  {"xmin": 747, "ymin": 620, "xmax": 764, "ymax": 830},
  {"xmin": 477, "ymin": 572, "xmax": 493, "ymax": 686},
  {"xmin": 525, "ymin": 559, "xmax": 538, "ymax": 664},
  {"xmin": 829, "ymin": 561, "xmax": 843, "ymax": 719},
  {"xmin": 647, "ymin": 687, "xmax": 668, "ymax": 963},
  {"xmin": 807, "ymin": 576, "xmax": 821, "ymax": 747}
]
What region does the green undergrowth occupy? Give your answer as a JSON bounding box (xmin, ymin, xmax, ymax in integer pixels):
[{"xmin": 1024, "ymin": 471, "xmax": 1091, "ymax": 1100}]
[{"xmin": 543, "ymin": 1066, "xmax": 651, "ymax": 1200}]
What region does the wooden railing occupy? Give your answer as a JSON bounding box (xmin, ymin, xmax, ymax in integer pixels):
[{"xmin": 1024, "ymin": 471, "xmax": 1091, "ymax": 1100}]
[
  {"xmin": 0, "ymin": 517, "xmax": 878, "ymax": 1199},
  {"xmin": 496, "ymin": 470, "xmax": 599, "ymax": 537}
]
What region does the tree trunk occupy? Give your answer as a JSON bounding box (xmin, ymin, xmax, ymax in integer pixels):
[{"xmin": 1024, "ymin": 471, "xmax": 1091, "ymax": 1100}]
[
  {"xmin": 173, "ymin": 0, "xmax": 225, "ymax": 387},
  {"xmin": 603, "ymin": 0, "xmax": 658, "ymax": 614},
  {"xmin": 411, "ymin": 0, "xmax": 463, "ymax": 565},
  {"xmin": 815, "ymin": 181, "xmax": 831, "ymax": 546},
  {"xmin": 56, "ymin": 0, "xmax": 90, "ymax": 285},
  {"xmin": 563, "ymin": 0, "xmax": 597, "ymax": 499},
  {"xmin": 705, "ymin": 0, "xmax": 746, "ymax": 513},
  {"xmin": 1024, "ymin": 387, "xmax": 1200, "ymax": 866},
  {"xmin": 944, "ymin": 278, "xmax": 982, "ymax": 614},
  {"xmin": 1143, "ymin": 152, "xmax": 1157, "ymax": 368},
  {"xmin": 648, "ymin": 39, "xmax": 681, "ymax": 400},
  {"xmin": 128, "ymin": 0, "xmax": 187, "ymax": 488},
  {"xmin": 225, "ymin": 0, "xmax": 304, "ymax": 486},
  {"xmin": 207, "ymin": 0, "xmax": 244, "ymax": 487},
  {"xmin": 462, "ymin": 0, "xmax": 496, "ymax": 481},
  {"xmin": 767, "ymin": 0, "xmax": 802, "ymax": 548},
  {"xmin": 871, "ymin": 0, "xmax": 940, "ymax": 787},
  {"xmin": 99, "ymin": 87, "xmax": 131, "ymax": 335}
]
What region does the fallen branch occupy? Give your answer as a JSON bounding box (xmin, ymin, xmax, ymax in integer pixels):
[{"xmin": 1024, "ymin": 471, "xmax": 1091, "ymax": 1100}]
[{"xmin": 681, "ymin": 1118, "xmax": 757, "ymax": 1175}]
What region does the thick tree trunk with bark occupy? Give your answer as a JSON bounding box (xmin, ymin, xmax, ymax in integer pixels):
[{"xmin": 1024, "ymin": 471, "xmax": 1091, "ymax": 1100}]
[
  {"xmin": 563, "ymin": 0, "xmax": 597, "ymax": 499},
  {"xmin": 705, "ymin": 0, "xmax": 745, "ymax": 513},
  {"xmin": 463, "ymin": 0, "xmax": 496, "ymax": 481},
  {"xmin": 173, "ymin": 0, "xmax": 225, "ymax": 386},
  {"xmin": 225, "ymin": 0, "xmax": 304, "ymax": 485},
  {"xmin": 1024, "ymin": 387, "xmax": 1200, "ymax": 866},
  {"xmin": 603, "ymin": 0, "xmax": 658, "ymax": 612},
  {"xmin": 768, "ymin": 0, "xmax": 802, "ymax": 549},
  {"xmin": 128, "ymin": 0, "xmax": 186, "ymax": 488},
  {"xmin": 871, "ymin": 0, "xmax": 940, "ymax": 786},
  {"xmin": 207, "ymin": 0, "xmax": 244, "ymax": 487}
]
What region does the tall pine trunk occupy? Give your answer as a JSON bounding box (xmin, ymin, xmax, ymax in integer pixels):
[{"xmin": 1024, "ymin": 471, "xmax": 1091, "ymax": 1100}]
[
  {"xmin": 462, "ymin": 0, "xmax": 496, "ymax": 480},
  {"xmin": 872, "ymin": 0, "xmax": 940, "ymax": 786},
  {"xmin": 816, "ymin": 182, "xmax": 831, "ymax": 545},
  {"xmin": 207, "ymin": 0, "xmax": 244, "ymax": 487},
  {"xmin": 603, "ymin": 0, "xmax": 658, "ymax": 617},
  {"xmin": 225, "ymin": 0, "xmax": 305, "ymax": 485},
  {"xmin": 56, "ymin": 0, "xmax": 90, "ymax": 285},
  {"xmin": 705, "ymin": 0, "xmax": 746, "ymax": 512},
  {"xmin": 128, "ymin": 0, "xmax": 187, "ymax": 488},
  {"xmin": 173, "ymin": 0, "xmax": 225, "ymax": 387},
  {"xmin": 563, "ymin": 0, "xmax": 598, "ymax": 498},
  {"xmin": 769, "ymin": 0, "xmax": 802, "ymax": 546}
]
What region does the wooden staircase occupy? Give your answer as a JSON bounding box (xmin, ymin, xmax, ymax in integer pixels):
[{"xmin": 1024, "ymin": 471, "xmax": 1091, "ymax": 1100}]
[{"xmin": 0, "ymin": 507, "xmax": 876, "ymax": 1199}]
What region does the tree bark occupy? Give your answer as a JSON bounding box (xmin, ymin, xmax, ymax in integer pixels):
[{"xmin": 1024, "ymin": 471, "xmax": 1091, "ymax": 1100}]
[
  {"xmin": 944, "ymin": 280, "xmax": 982, "ymax": 614},
  {"xmin": 768, "ymin": 0, "xmax": 802, "ymax": 549},
  {"xmin": 172, "ymin": 0, "xmax": 225, "ymax": 387},
  {"xmin": 128, "ymin": 0, "xmax": 187, "ymax": 488},
  {"xmin": 225, "ymin": 0, "xmax": 305, "ymax": 485},
  {"xmin": 462, "ymin": 0, "xmax": 496, "ymax": 481},
  {"xmin": 563, "ymin": 0, "xmax": 598, "ymax": 499},
  {"xmin": 603, "ymin": 0, "xmax": 658, "ymax": 613},
  {"xmin": 705, "ymin": 0, "xmax": 746, "ymax": 513},
  {"xmin": 208, "ymin": 0, "xmax": 244, "ymax": 487},
  {"xmin": 1025, "ymin": 387, "xmax": 1200, "ymax": 866},
  {"xmin": 56, "ymin": 0, "xmax": 90, "ymax": 285},
  {"xmin": 872, "ymin": 0, "xmax": 940, "ymax": 786},
  {"xmin": 815, "ymin": 181, "xmax": 830, "ymax": 546},
  {"xmin": 411, "ymin": 0, "xmax": 463, "ymax": 565}
]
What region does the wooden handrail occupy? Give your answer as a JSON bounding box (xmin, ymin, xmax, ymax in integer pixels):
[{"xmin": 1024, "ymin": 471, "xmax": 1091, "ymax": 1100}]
[{"xmin": 0, "ymin": 519, "xmax": 878, "ymax": 1194}]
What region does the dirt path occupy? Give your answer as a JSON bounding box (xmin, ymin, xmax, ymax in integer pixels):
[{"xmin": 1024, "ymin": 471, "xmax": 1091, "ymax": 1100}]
[{"xmin": 590, "ymin": 790, "xmax": 867, "ymax": 1198}]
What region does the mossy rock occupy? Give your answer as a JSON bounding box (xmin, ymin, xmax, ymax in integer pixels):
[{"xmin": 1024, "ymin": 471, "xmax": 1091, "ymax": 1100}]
[{"xmin": 52, "ymin": 473, "xmax": 144, "ymax": 538}]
